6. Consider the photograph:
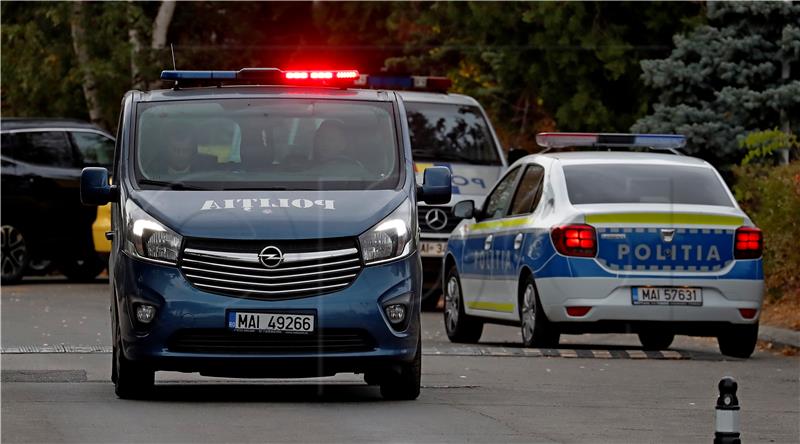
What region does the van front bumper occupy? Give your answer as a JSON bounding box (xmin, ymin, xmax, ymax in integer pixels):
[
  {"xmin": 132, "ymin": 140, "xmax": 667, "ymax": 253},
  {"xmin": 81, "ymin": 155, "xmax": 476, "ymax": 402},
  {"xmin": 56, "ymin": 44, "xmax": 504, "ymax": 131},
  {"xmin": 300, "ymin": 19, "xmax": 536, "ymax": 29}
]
[{"xmin": 113, "ymin": 252, "xmax": 422, "ymax": 377}]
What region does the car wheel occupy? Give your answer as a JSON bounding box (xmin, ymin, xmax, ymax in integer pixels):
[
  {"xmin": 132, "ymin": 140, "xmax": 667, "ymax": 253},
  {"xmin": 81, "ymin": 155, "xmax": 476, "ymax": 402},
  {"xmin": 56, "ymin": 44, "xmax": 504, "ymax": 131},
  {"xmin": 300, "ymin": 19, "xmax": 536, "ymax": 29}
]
[
  {"xmin": 59, "ymin": 253, "xmax": 106, "ymax": 282},
  {"xmin": 637, "ymin": 331, "xmax": 675, "ymax": 351},
  {"xmin": 379, "ymin": 334, "xmax": 421, "ymax": 401},
  {"xmin": 519, "ymin": 274, "xmax": 559, "ymax": 348},
  {"xmin": 1, "ymin": 224, "xmax": 29, "ymax": 284},
  {"xmin": 718, "ymin": 323, "xmax": 758, "ymax": 359},
  {"xmin": 443, "ymin": 265, "xmax": 483, "ymax": 344},
  {"xmin": 113, "ymin": 303, "xmax": 154, "ymax": 399}
]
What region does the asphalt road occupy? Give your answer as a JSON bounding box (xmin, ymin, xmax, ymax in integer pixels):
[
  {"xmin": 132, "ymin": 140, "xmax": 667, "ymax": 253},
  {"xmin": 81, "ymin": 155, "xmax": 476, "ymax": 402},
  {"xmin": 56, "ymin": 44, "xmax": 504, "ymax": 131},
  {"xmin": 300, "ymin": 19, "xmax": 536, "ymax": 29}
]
[{"xmin": 2, "ymin": 278, "xmax": 799, "ymax": 443}]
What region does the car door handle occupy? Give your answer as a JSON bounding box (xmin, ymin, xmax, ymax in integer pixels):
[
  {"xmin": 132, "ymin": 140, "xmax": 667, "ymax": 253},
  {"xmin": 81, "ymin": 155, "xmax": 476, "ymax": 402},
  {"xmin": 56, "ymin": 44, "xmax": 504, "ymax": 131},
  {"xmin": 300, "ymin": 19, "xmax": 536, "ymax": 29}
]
[
  {"xmin": 513, "ymin": 233, "xmax": 524, "ymax": 250},
  {"xmin": 484, "ymin": 235, "xmax": 493, "ymax": 250}
]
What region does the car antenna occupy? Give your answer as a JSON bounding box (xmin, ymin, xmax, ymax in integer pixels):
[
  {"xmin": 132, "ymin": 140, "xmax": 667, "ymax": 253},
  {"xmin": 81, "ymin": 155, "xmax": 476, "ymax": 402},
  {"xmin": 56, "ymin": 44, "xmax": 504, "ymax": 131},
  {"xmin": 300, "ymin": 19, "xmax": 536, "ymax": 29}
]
[{"xmin": 170, "ymin": 43, "xmax": 179, "ymax": 90}]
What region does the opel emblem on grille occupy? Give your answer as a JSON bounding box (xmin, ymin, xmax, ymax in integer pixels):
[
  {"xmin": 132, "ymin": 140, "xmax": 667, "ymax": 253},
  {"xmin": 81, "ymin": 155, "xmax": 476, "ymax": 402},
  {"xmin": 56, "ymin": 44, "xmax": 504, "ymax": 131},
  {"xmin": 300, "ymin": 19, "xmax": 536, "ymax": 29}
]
[
  {"xmin": 425, "ymin": 208, "xmax": 449, "ymax": 231},
  {"xmin": 259, "ymin": 246, "xmax": 284, "ymax": 268},
  {"xmin": 660, "ymin": 229, "xmax": 676, "ymax": 243}
]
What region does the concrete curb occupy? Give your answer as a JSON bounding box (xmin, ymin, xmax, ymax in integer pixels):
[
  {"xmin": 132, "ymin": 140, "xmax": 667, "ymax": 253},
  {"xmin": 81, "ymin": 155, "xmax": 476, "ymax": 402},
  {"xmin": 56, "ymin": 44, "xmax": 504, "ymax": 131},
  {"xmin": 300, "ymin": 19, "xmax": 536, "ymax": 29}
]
[{"xmin": 759, "ymin": 325, "xmax": 800, "ymax": 349}]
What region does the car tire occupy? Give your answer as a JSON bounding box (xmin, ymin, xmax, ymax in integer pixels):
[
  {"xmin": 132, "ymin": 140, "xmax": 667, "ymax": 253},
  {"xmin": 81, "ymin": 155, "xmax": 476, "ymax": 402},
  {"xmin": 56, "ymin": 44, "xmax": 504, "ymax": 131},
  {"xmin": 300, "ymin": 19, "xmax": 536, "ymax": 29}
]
[
  {"xmin": 637, "ymin": 331, "xmax": 675, "ymax": 351},
  {"xmin": 718, "ymin": 323, "xmax": 759, "ymax": 359},
  {"xmin": 59, "ymin": 253, "xmax": 106, "ymax": 282},
  {"xmin": 379, "ymin": 334, "xmax": 421, "ymax": 401},
  {"xmin": 519, "ymin": 274, "xmax": 560, "ymax": 348},
  {"xmin": 443, "ymin": 265, "xmax": 483, "ymax": 344},
  {"xmin": 1, "ymin": 224, "xmax": 29, "ymax": 285},
  {"xmin": 113, "ymin": 303, "xmax": 154, "ymax": 399}
]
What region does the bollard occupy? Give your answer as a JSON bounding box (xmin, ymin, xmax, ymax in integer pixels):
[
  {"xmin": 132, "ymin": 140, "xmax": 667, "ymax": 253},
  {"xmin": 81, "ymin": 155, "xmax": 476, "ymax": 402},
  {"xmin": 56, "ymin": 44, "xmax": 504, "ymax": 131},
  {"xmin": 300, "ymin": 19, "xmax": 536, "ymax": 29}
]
[{"xmin": 714, "ymin": 377, "xmax": 741, "ymax": 444}]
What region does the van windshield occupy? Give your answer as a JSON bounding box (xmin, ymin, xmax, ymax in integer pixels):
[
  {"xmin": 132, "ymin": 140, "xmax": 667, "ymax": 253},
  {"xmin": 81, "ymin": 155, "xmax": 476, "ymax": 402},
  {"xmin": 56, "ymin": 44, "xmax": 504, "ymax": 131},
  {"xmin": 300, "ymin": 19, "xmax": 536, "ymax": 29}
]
[
  {"xmin": 563, "ymin": 164, "xmax": 735, "ymax": 206},
  {"xmin": 405, "ymin": 102, "xmax": 501, "ymax": 165},
  {"xmin": 134, "ymin": 99, "xmax": 400, "ymax": 190}
]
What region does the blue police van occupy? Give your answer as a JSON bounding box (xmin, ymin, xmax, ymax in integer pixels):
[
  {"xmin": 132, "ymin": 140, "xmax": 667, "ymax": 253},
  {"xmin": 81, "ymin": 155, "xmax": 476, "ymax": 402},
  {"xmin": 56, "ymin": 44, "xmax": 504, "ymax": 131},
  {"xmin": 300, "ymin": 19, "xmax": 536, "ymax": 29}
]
[{"xmin": 80, "ymin": 68, "xmax": 452, "ymax": 399}]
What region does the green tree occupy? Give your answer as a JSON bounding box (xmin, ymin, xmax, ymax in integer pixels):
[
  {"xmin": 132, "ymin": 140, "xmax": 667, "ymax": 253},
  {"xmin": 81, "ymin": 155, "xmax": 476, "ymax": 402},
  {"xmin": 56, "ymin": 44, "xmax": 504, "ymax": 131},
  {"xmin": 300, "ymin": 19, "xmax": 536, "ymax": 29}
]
[
  {"xmin": 632, "ymin": 2, "xmax": 800, "ymax": 169},
  {"xmin": 385, "ymin": 2, "xmax": 703, "ymax": 150}
]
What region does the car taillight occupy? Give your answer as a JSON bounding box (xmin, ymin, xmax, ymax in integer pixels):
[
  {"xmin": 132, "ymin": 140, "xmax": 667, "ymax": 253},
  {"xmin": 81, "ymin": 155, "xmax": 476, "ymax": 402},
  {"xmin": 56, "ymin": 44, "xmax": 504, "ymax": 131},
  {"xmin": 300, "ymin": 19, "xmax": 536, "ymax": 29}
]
[
  {"xmin": 734, "ymin": 227, "xmax": 762, "ymax": 259},
  {"xmin": 551, "ymin": 224, "xmax": 597, "ymax": 257}
]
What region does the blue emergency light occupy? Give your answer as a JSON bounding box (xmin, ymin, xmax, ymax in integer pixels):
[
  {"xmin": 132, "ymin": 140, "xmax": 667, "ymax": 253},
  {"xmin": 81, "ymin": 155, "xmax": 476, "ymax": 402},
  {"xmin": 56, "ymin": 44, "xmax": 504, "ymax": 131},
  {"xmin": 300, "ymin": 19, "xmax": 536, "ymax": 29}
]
[
  {"xmin": 354, "ymin": 74, "xmax": 452, "ymax": 93},
  {"xmin": 160, "ymin": 68, "xmax": 359, "ymax": 87},
  {"xmin": 536, "ymin": 132, "xmax": 686, "ymax": 154}
]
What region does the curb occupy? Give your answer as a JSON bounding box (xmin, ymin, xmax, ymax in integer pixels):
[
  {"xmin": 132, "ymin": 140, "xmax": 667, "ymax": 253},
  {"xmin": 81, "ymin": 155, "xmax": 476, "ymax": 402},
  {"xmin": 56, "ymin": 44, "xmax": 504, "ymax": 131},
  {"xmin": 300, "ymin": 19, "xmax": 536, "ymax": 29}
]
[{"xmin": 758, "ymin": 325, "xmax": 800, "ymax": 349}]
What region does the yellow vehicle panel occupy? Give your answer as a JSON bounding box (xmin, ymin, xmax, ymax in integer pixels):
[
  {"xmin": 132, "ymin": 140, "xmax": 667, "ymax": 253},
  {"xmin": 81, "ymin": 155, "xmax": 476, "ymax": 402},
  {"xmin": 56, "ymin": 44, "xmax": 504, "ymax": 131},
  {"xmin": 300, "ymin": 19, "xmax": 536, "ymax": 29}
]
[{"xmin": 93, "ymin": 204, "xmax": 112, "ymax": 253}]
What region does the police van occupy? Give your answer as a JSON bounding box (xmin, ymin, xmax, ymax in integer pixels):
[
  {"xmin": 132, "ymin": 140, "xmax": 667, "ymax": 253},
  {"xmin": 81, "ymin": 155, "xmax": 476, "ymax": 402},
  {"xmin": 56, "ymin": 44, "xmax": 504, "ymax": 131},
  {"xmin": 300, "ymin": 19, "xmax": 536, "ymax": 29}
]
[
  {"xmin": 357, "ymin": 75, "xmax": 520, "ymax": 308},
  {"xmin": 80, "ymin": 68, "xmax": 452, "ymax": 399},
  {"xmin": 443, "ymin": 133, "xmax": 763, "ymax": 358}
]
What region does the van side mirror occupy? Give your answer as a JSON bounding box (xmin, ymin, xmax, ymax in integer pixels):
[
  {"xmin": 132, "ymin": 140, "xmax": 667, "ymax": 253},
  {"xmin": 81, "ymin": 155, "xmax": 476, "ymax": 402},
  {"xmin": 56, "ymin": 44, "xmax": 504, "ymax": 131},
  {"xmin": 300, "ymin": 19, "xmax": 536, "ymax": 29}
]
[
  {"xmin": 507, "ymin": 148, "xmax": 528, "ymax": 165},
  {"xmin": 453, "ymin": 200, "xmax": 475, "ymax": 219},
  {"xmin": 80, "ymin": 167, "xmax": 117, "ymax": 205},
  {"xmin": 418, "ymin": 166, "xmax": 452, "ymax": 205}
]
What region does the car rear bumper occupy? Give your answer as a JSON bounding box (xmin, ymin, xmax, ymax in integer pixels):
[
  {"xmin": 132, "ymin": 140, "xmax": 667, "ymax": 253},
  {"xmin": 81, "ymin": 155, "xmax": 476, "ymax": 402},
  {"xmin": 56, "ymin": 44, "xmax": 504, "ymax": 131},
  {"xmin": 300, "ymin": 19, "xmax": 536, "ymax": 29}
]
[
  {"xmin": 113, "ymin": 251, "xmax": 422, "ymax": 376},
  {"xmin": 537, "ymin": 276, "xmax": 763, "ymax": 325}
]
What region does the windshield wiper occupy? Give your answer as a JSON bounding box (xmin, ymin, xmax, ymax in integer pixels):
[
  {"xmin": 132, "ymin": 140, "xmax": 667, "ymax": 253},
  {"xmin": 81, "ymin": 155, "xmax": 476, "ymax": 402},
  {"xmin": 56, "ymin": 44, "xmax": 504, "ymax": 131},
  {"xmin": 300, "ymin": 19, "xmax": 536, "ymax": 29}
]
[{"xmin": 138, "ymin": 179, "xmax": 206, "ymax": 190}]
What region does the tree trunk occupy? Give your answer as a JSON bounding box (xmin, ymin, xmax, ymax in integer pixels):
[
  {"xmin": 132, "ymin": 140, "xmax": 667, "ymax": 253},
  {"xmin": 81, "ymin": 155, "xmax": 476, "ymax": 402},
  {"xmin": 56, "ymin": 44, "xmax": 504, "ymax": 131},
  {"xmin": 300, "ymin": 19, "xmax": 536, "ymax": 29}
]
[
  {"xmin": 128, "ymin": 2, "xmax": 145, "ymax": 90},
  {"xmin": 151, "ymin": 1, "xmax": 176, "ymax": 49},
  {"xmin": 70, "ymin": 2, "xmax": 105, "ymax": 128}
]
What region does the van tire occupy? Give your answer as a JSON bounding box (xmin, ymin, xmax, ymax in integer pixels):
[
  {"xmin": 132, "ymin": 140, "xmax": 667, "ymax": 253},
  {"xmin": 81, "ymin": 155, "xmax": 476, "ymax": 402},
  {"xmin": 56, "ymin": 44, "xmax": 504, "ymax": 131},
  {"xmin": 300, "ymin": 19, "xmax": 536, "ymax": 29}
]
[
  {"xmin": 638, "ymin": 331, "xmax": 675, "ymax": 351},
  {"xmin": 718, "ymin": 323, "xmax": 758, "ymax": 359},
  {"xmin": 1, "ymin": 224, "xmax": 29, "ymax": 284},
  {"xmin": 519, "ymin": 274, "xmax": 559, "ymax": 348},
  {"xmin": 379, "ymin": 335, "xmax": 421, "ymax": 400},
  {"xmin": 443, "ymin": 265, "xmax": 483, "ymax": 344},
  {"xmin": 113, "ymin": 304, "xmax": 154, "ymax": 399}
]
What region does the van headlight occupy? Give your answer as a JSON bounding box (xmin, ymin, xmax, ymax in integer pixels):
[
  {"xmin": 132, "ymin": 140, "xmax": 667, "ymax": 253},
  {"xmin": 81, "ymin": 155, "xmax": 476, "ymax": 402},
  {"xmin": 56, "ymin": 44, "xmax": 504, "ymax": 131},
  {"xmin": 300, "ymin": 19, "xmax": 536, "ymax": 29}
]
[
  {"xmin": 359, "ymin": 198, "xmax": 414, "ymax": 265},
  {"xmin": 123, "ymin": 200, "xmax": 182, "ymax": 264}
]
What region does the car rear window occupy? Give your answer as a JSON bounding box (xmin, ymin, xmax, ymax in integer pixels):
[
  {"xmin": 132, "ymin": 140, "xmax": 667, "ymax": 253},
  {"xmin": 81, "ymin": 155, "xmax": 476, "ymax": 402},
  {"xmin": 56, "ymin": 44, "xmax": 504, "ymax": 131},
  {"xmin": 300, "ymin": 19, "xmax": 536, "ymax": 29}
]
[{"xmin": 562, "ymin": 164, "xmax": 735, "ymax": 207}]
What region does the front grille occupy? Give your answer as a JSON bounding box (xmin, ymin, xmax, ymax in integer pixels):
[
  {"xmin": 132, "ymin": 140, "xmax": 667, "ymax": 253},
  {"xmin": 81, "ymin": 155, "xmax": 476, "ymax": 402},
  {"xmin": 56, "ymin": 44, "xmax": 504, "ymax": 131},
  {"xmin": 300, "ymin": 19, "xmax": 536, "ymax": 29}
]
[
  {"xmin": 418, "ymin": 205, "xmax": 462, "ymax": 233},
  {"xmin": 179, "ymin": 238, "xmax": 362, "ymax": 300},
  {"xmin": 167, "ymin": 329, "xmax": 375, "ymax": 354}
]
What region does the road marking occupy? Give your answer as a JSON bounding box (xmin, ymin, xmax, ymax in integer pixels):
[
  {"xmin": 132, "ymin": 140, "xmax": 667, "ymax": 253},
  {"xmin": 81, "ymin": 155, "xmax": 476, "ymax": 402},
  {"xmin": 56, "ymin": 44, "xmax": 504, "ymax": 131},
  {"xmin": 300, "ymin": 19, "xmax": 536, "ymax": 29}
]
[{"xmin": 1, "ymin": 344, "xmax": 706, "ymax": 360}]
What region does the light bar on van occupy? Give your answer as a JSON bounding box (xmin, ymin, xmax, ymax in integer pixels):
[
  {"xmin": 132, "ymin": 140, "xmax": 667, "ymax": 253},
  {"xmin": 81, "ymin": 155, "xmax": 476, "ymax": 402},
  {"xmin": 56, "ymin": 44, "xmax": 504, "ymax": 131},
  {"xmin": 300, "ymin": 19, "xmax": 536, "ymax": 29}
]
[
  {"xmin": 354, "ymin": 74, "xmax": 452, "ymax": 92},
  {"xmin": 160, "ymin": 68, "xmax": 359, "ymax": 87},
  {"xmin": 536, "ymin": 133, "xmax": 686, "ymax": 149}
]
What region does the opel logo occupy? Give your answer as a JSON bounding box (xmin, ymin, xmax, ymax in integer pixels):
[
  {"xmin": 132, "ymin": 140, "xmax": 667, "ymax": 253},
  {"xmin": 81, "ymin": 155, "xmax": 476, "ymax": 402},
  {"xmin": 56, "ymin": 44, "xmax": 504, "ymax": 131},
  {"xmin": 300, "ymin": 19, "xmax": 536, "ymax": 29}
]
[
  {"xmin": 660, "ymin": 229, "xmax": 676, "ymax": 243},
  {"xmin": 258, "ymin": 246, "xmax": 284, "ymax": 268},
  {"xmin": 425, "ymin": 208, "xmax": 449, "ymax": 231}
]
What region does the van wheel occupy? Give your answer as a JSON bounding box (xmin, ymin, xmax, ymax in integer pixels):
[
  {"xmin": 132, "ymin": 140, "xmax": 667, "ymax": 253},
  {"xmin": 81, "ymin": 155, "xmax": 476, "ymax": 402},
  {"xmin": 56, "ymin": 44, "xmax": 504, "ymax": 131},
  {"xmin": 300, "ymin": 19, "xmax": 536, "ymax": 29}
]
[
  {"xmin": 443, "ymin": 265, "xmax": 483, "ymax": 344},
  {"xmin": 638, "ymin": 331, "xmax": 675, "ymax": 351},
  {"xmin": 1, "ymin": 224, "xmax": 29, "ymax": 284},
  {"xmin": 379, "ymin": 334, "xmax": 421, "ymax": 401},
  {"xmin": 519, "ymin": 274, "xmax": 559, "ymax": 348},
  {"xmin": 113, "ymin": 306, "xmax": 154, "ymax": 399},
  {"xmin": 60, "ymin": 253, "xmax": 105, "ymax": 282},
  {"xmin": 718, "ymin": 323, "xmax": 758, "ymax": 359}
]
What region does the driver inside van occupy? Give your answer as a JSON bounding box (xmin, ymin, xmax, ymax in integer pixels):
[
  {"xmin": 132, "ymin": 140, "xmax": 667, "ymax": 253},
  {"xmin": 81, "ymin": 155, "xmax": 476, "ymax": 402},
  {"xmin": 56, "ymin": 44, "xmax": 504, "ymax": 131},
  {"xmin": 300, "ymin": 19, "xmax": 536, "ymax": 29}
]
[
  {"xmin": 148, "ymin": 121, "xmax": 216, "ymax": 176},
  {"xmin": 313, "ymin": 120, "xmax": 351, "ymax": 164}
]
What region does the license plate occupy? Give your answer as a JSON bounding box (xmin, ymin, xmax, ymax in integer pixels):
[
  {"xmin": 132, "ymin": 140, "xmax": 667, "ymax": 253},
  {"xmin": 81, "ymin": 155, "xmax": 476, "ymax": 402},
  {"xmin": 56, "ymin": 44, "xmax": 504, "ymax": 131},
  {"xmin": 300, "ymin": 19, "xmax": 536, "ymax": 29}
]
[
  {"xmin": 420, "ymin": 241, "xmax": 447, "ymax": 257},
  {"xmin": 632, "ymin": 287, "xmax": 702, "ymax": 306},
  {"xmin": 228, "ymin": 312, "xmax": 315, "ymax": 334}
]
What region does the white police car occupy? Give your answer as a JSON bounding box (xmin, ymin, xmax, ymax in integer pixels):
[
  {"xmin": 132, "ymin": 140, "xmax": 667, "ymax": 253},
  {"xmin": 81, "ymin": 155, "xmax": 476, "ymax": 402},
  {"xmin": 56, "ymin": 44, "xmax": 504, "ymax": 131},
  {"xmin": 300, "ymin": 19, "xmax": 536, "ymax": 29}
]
[{"xmin": 443, "ymin": 133, "xmax": 764, "ymax": 358}]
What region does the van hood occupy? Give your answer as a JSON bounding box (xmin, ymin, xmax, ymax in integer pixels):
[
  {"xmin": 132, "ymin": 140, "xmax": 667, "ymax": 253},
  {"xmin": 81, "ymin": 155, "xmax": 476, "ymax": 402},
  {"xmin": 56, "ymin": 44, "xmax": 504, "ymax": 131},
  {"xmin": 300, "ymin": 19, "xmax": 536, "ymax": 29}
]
[{"xmin": 131, "ymin": 190, "xmax": 406, "ymax": 240}]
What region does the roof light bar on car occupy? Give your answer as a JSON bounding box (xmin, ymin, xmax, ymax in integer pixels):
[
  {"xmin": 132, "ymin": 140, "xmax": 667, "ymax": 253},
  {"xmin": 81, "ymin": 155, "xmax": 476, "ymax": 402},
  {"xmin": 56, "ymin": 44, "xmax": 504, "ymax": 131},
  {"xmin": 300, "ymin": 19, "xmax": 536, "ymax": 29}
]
[
  {"xmin": 159, "ymin": 68, "xmax": 359, "ymax": 88},
  {"xmin": 353, "ymin": 74, "xmax": 452, "ymax": 92},
  {"xmin": 536, "ymin": 132, "xmax": 686, "ymax": 154}
]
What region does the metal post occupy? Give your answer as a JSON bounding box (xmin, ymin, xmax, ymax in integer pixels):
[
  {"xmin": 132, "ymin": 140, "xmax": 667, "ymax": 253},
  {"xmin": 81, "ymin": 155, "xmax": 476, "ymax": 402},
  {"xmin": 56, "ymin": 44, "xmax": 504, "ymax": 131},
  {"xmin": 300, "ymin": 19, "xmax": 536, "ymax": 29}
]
[{"xmin": 714, "ymin": 377, "xmax": 741, "ymax": 444}]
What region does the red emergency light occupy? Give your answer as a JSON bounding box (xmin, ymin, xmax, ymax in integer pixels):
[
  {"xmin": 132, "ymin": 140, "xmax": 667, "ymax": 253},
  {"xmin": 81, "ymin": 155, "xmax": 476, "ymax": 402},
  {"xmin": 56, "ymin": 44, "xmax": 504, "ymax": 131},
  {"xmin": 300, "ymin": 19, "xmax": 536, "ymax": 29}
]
[
  {"xmin": 160, "ymin": 68, "xmax": 360, "ymax": 88},
  {"xmin": 283, "ymin": 70, "xmax": 360, "ymax": 83}
]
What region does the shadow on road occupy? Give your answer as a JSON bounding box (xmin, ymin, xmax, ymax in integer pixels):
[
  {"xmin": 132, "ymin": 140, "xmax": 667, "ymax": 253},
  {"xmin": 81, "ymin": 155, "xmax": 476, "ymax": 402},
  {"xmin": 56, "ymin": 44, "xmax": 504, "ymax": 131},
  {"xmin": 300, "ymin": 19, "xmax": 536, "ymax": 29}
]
[{"xmin": 143, "ymin": 382, "xmax": 384, "ymax": 403}]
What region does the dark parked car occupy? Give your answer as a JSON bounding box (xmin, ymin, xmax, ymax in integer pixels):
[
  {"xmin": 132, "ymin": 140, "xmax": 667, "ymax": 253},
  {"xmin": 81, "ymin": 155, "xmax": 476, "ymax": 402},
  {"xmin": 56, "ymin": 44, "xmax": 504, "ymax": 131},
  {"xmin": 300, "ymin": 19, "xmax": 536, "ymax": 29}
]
[{"xmin": 1, "ymin": 118, "xmax": 115, "ymax": 283}]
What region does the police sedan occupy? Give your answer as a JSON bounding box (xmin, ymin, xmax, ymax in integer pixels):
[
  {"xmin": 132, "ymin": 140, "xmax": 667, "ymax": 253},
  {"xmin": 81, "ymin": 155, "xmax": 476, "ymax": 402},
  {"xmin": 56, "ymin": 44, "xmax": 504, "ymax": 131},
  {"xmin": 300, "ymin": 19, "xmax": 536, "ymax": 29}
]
[{"xmin": 442, "ymin": 133, "xmax": 763, "ymax": 358}]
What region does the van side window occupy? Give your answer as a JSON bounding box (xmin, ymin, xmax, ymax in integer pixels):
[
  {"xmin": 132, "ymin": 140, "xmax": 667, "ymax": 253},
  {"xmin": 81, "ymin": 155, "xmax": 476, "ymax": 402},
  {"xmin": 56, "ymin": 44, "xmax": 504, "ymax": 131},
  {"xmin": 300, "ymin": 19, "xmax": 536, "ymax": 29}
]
[
  {"xmin": 8, "ymin": 131, "xmax": 74, "ymax": 167},
  {"xmin": 483, "ymin": 166, "xmax": 520, "ymax": 219},
  {"xmin": 509, "ymin": 164, "xmax": 545, "ymax": 216}
]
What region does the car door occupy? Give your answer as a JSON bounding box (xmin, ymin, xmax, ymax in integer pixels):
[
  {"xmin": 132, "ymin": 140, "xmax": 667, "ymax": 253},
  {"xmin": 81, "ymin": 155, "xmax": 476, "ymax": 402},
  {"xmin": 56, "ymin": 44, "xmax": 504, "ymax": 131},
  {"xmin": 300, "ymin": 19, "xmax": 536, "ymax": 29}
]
[
  {"xmin": 460, "ymin": 166, "xmax": 521, "ymax": 318},
  {"xmin": 491, "ymin": 163, "xmax": 546, "ymax": 317}
]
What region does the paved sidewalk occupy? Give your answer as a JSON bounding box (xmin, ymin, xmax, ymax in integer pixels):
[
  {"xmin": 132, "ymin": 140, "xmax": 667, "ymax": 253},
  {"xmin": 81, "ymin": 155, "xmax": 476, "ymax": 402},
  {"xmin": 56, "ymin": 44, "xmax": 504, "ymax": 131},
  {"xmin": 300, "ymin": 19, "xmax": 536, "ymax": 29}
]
[{"xmin": 759, "ymin": 325, "xmax": 800, "ymax": 348}]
